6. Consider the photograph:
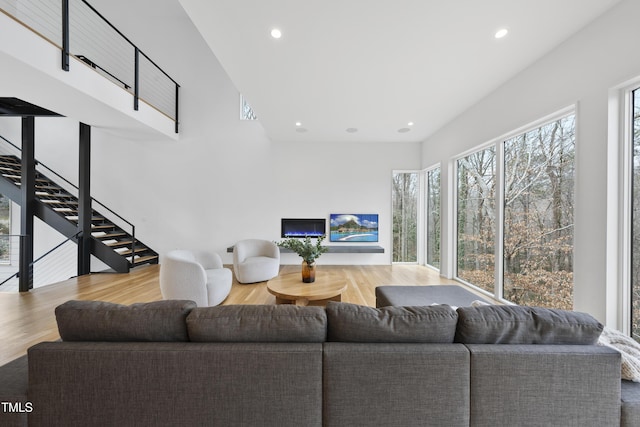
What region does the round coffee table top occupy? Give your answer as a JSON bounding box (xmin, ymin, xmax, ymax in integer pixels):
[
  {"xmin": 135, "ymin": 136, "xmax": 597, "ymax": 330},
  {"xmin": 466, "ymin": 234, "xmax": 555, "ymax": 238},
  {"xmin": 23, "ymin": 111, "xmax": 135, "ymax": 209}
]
[{"xmin": 267, "ymin": 271, "xmax": 348, "ymax": 306}]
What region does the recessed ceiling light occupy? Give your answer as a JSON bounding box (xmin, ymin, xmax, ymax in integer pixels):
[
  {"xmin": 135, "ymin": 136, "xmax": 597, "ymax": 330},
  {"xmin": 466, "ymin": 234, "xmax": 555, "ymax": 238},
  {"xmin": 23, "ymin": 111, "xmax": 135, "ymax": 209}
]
[
  {"xmin": 407, "ymin": 122, "xmax": 414, "ymax": 126},
  {"xmin": 271, "ymin": 28, "xmax": 282, "ymax": 39},
  {"xmin": 295, "ymin": 122, "xmax": 302, "ymax": 127},
  {"xmin": 495, "ymin": 28, "xmax": 508, "ymax": 39}
]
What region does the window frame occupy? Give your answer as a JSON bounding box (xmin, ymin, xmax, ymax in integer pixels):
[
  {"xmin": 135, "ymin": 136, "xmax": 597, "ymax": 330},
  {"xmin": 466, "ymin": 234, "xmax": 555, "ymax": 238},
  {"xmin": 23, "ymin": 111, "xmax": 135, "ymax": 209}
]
[
  {"xmin": 453, "ymin": 143, "xmax": 498, "ymax": 297},
  {"xmin": 452, "ymin": 106, "xmax": 577, "ymax": 303},
  {"xmin": 391, "ymin": 169, "xmax": 422, "ymax": 264},
  {"xmin": 424, "ymin": 163, "xmax": 441, "ymax": 271},
  {"xmin": 607, "ymin": 78, "xmax": 640, "ymax": 334}
]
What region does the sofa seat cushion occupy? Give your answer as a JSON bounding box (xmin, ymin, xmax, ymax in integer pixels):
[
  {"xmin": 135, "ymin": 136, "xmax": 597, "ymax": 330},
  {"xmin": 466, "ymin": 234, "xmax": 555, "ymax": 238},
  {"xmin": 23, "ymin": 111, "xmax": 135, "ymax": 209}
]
[
  {"xmin": 240, "ymin": 256, "xmax": 275, "ymax": 267},
  {"xmin": 455, "ymin": 305, "xmax": 603, "ymax": 344},
  {"xmin": 187, "ymin": 305, "xmax": 327, "ymax": 342},
  {"xmin": 326, "ymin": 301, "xmax": 458, "ymax": 343},
  {"xmin": 55, "ymin": 299, "xmax": 196, "ymax": 342}
]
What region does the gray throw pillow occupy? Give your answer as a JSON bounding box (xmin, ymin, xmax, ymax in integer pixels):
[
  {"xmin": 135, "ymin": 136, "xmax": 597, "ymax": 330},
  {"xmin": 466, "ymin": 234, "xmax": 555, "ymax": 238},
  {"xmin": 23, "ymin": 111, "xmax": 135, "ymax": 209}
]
[
  {"xmin": 187, "ymin": 305, "xmax": 327, "ymax": 342},
  {"xmin": 455, "ymin": 305, "xmax": 603, "ymax": 344},
  {"xmin": 56, "ymin": 299, "xmax": 196, "ymax": 342},
  {"xmin": 326, "ymin": 301, "xmax": 458, "ymax": 343}
]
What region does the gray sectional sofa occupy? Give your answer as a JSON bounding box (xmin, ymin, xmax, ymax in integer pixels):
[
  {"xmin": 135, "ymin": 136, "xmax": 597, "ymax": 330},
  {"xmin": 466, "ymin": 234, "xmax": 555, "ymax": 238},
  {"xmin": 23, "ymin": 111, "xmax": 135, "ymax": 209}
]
[{"xmin": 0, "ymin": 299, "xmax": 637, "ymax": 426}]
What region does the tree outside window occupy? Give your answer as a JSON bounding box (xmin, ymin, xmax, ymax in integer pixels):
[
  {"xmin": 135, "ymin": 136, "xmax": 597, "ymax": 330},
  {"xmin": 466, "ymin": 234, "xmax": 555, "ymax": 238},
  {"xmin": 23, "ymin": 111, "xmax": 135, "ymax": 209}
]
[
  {"xmin": 392, "ymin": 172, "xmax": 418, "ymax": 263},
  {"xmin": 426, "ymin": 167, "xmax": 441, "ymax": 269},
  {"xmin": 503, "ymin": 115, "xmax": 575, "ymax": 309},
  {"xmin": 456, "ymin": 148, "xmax": 496, "ymax": 293},
  {"xmin": 455, "ymin": 113, "xmax": 575, "ymax": 309}
]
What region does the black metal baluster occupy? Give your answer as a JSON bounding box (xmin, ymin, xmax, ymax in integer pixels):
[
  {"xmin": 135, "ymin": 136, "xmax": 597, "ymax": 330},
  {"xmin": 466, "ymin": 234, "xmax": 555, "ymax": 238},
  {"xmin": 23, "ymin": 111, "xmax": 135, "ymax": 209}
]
[{"xmin": 61, "ymin": 0, "xmax": 69, "ymax": 71}]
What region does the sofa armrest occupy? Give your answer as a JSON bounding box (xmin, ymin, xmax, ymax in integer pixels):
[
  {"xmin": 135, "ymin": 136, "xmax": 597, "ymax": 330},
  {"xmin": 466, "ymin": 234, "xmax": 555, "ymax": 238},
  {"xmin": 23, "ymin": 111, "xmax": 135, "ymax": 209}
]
[{"xmin": 0, "ymin": 355, "xmax": 29, "ymax": 427}]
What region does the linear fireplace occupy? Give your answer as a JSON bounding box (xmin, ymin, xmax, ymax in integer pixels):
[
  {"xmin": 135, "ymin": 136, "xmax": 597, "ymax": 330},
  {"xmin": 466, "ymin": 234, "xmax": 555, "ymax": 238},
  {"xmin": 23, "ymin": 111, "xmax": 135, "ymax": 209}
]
[{"xmin": 281, "ymin": 218, "xmax": 326, "ymax": 238}]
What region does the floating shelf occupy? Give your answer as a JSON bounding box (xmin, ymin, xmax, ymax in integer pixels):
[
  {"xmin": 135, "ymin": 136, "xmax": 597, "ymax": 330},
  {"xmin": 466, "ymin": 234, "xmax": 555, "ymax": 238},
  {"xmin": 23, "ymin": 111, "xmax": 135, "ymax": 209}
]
[{"xmin": 227, "ymin": 245, "xmax": 384, "ymax": 254}]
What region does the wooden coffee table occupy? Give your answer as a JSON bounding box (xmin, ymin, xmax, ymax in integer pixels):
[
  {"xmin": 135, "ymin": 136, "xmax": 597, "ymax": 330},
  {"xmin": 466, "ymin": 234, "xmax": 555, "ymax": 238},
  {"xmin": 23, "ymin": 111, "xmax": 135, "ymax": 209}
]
[{"xmin": 267, "ymin": 271, "xmax": 348, "ymax": 306}]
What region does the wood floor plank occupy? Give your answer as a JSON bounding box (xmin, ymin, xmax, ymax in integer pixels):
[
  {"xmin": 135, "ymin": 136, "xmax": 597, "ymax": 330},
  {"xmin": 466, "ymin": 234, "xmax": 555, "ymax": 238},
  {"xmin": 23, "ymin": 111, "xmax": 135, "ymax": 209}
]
[{"xmin": 0, "ymin": 263, "xmax": 474, "ymax": 366}]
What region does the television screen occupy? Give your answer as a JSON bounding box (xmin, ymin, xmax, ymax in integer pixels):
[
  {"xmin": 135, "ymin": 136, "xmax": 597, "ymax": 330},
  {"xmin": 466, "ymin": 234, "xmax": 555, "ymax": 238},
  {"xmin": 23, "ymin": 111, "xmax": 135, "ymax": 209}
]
[
  {"xmin": 330, "ymin": 214, "xmax": 379, "ymax": 242},
  {"xmin": 281, "ymin": 218, "xmax": 326, "ymax": 238}
]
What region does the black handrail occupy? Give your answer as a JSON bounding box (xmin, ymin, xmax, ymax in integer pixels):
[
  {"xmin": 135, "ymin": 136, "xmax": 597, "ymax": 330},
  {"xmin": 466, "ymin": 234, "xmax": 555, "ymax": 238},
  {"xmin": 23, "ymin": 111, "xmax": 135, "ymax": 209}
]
[{"xmin": 34, "ymin": 231, "xmax": 81, "ymax": 264}]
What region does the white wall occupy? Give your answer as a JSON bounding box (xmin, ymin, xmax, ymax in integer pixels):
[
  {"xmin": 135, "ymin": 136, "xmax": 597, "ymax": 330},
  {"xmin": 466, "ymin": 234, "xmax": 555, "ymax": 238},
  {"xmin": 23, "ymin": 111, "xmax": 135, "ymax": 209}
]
[
  {"xmin": 0, "ymin": 0, "xmax": 421, "ymax": 268},
  {"xmin": 421, "ymin": 0, "xmax": 640, "ymax": 323}
]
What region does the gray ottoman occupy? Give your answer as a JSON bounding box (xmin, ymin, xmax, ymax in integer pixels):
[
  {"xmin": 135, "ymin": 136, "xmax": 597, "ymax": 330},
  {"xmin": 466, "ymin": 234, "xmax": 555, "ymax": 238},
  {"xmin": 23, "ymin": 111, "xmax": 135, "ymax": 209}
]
[{"xmin": 375, "ymin": 285, "xmax": 489, "ymax": 308}]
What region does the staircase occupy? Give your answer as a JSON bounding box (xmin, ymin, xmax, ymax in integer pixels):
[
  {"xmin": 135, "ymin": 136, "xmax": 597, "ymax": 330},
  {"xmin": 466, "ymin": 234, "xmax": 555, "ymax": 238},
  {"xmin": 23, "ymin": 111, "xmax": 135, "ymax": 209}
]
[{"xmin": 0, "ymin": 154, "xmax": 158, "ymax": 273}]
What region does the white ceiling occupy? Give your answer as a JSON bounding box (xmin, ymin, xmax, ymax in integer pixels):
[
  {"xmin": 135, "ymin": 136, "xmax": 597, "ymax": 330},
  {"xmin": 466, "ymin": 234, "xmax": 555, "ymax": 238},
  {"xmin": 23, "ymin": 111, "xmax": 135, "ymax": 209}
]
[{"xmin": 176, "ymin": 1, "xmax": 621, "ymax": 143}]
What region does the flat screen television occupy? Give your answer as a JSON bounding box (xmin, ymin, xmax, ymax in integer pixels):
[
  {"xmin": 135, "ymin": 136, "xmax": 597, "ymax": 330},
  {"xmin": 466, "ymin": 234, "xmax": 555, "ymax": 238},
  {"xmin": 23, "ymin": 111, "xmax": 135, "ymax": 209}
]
[
  {"xmin": 329, "ymin": 213, "xmax": 379, "ymax": 242},
  {"xmin": 281, "ymin": 218, "xmax": 326, "ymax": 238}
]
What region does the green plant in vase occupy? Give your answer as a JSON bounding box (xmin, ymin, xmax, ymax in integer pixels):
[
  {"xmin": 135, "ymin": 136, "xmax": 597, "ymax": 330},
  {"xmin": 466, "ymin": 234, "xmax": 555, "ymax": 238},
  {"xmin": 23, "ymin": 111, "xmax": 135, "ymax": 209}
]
[{"xmin": 276, "ymin": 235, "xmax": 328, "ymax": 283}]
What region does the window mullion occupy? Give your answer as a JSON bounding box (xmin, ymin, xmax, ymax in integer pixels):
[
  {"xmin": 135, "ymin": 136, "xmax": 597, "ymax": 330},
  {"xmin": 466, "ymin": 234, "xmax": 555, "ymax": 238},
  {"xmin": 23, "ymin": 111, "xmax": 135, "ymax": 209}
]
[{"xmin": 496, "ymin": 141, "xmax": 505, "ymax": 302}]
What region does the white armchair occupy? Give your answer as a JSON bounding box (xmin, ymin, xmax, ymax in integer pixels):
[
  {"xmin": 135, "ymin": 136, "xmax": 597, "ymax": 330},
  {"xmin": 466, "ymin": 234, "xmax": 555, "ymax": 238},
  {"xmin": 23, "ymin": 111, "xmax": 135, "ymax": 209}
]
[
  {"xmin": 160, "ymin": 249, "xmax": 232, "ymax": 306},
  {"xmin": 233, "ymin": 239, "xmax": 280, "ymax": 283}
]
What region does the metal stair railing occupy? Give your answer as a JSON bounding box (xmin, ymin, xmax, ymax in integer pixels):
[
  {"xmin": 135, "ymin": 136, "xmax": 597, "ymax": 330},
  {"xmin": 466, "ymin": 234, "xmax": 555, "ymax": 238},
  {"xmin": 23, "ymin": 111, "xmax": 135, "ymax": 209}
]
[
  {"xmin": 0, "ymin": 232, "xmax": 79, "ymax": 291},
  {"xmin": 0, "ymin": 132, "xmax": 141, "ymax": 268},
  {"xmin": 0, "ymin": 0, "xmax": 180, "ymax": 133}
]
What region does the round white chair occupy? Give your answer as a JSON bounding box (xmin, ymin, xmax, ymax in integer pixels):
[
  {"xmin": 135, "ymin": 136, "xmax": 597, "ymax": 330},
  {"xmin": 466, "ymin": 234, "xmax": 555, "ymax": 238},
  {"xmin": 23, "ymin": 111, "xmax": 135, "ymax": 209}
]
[
  {"xmin": 233, "ymin": 239, "xmax": 280, "ymax": 283},
  {"xmin": 160, "ymin": 249, "xmax": 232, "ymax": 306}
]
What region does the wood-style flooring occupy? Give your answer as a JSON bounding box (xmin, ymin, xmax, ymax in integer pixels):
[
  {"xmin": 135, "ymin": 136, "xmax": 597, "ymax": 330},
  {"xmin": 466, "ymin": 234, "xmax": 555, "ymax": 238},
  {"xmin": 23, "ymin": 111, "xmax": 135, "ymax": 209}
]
[{"xmin": 0, "ymin": 263, "xmax": 470, "ymax": 366}]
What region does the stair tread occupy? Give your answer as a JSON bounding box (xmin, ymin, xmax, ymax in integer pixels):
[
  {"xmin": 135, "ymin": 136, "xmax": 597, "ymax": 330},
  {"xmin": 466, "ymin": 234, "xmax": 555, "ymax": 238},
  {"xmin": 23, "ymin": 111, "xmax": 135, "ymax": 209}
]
[
  {"xmin": 66, "ymin": 216, "xmax": 105, "ymax": 222},
  {"xmin": 132, "ymin": 255, "xmax": 159, "ymax": 264},
  {"xmin": 116, "ymin": 247, "xmax": 149, "ymax": 255},
  {"xmin": 93, "ymin": 232, "xmax": 127, "ymax": 238},
  {"xmin": 105, "ymin": 240, "xmax": 133, "ymax": 247},
  {"xmin": 91, "ymin": 224, "xmax": 116, "ymax": 229}
]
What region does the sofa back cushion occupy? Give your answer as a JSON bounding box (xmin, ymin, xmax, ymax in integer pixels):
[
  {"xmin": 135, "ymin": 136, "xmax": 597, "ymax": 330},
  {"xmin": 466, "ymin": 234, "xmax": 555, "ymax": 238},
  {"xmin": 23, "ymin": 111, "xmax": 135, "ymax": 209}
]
[
  {"xmin": 455, "ymin": 305, "xmax": 603, "ymax": 344},
  {"xmin": 326, "ymin": 301, "xmax": 458, "ymax": 343},
  {"xmin": 187, "ymin": 305, "xmax": 327, "ymax": 342},
  {"xmin": 55, "ymin": 299, "xmax": 196, "ymax": 342}
]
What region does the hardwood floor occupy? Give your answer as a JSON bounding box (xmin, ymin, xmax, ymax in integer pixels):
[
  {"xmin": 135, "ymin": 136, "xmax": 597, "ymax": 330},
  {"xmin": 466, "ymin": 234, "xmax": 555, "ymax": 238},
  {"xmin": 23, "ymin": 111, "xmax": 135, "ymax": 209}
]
[{"xmin": 0, "ymin": 263, "xmax": 466, "ymax": 366}]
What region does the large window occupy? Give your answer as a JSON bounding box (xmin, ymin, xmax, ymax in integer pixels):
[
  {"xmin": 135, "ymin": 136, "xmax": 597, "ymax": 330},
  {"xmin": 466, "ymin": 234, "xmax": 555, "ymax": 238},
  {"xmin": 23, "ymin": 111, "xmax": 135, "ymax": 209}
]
[
  {"xmin": 503, "ymin": 115, "xmax": 575, "ymax": 309},
  {"xmin": 426, "ymin": 167, "xmax": 441, "ymax": 269},
  {"xmin": 631, "ymin": 88, "xmax": 640, "ymax": 340},
  {"xmin": 455, "ymin": 112, "xmax": 575, "ymax": 308},
  {"xmin": 456, "ymin": 147, "xmax": 496, "ymax": 293},
  {"xmin": 392, "ymin": 172, "xmax": 419, "ymax": 263}
]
